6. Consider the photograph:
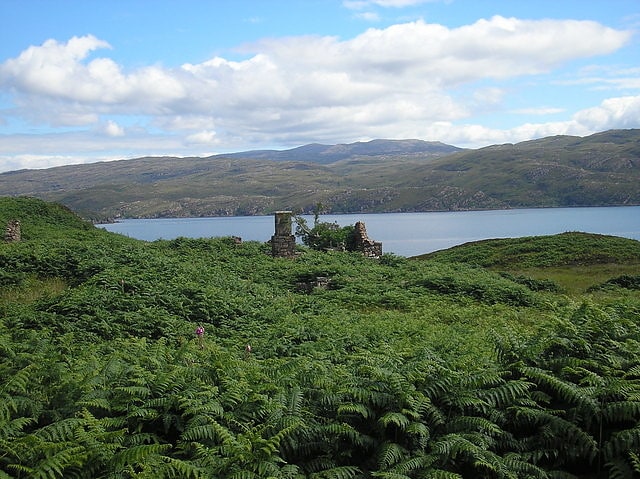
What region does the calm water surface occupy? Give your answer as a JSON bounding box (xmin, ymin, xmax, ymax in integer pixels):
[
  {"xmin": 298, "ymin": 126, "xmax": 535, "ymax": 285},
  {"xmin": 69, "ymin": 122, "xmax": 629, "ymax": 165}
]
[{"xmin": 99, "ymin": 206, "xmax": 640, "ymax": 257}]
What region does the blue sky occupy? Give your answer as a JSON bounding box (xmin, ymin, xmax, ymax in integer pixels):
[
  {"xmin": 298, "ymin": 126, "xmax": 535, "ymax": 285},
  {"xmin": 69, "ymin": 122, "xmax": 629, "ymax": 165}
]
[{"xmin": 0, "ymin": 0, "xmax": 639, "ymax": 172}]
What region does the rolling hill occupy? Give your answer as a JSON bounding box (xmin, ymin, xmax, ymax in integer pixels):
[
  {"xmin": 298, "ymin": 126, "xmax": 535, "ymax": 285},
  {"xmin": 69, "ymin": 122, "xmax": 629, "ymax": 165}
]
[{"xmin": 0, "ymin": 130, "xmax": 638, "ymax": 219}]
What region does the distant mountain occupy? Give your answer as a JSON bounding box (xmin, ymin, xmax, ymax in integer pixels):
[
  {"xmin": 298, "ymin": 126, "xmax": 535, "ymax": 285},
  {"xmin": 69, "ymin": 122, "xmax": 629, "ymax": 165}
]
[
  {"xmin": 221, "ymin": 139, "xmax": 463, "ymax": 163},
  {"xmin": 0, "ymin": 131, "xmax": 638, "ymax": 219}
]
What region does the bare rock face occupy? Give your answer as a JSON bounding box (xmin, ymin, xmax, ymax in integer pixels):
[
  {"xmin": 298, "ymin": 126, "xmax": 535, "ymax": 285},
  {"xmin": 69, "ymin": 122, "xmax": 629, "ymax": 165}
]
[{"xmin": 4, "ymin": 219, "xmax": 21, "ymax": 242}]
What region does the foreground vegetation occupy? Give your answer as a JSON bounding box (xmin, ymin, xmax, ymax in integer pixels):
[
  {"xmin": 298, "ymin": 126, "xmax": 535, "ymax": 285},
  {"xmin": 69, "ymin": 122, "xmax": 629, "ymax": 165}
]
[{"xmin": 1, "ymin": 198, "xmax": 640, "ymax": 478}]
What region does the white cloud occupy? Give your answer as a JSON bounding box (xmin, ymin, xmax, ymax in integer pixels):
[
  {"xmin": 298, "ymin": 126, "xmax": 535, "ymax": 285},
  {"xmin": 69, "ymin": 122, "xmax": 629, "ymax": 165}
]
[
  {"xmin": 355, "ymin": 11, "xmax": 381, "ymax": 22},
  {"xmin": 0, "ymin": 154, "xmax": 90, "ymax": 171},
  {"xmin": 0, "ymin": 35, "xmax": 186, "ymax": 115},
  {"xmin": 573, "ymin": 95, "xmax": 640, "ymax": 130},
  {"xmin": 185, "ymin": 130, "xmax": 219, "ymax": 145},
  {"xmin": 0, "ymin": 16, "xmax": 636, "ymax": 172},
  {"xmin": 102, "ymin": 120, "xmax": 125, "ymax": 137},
  {"xmin": 513, "ymin": 107, "xmax": 566, "ymax": 115}
]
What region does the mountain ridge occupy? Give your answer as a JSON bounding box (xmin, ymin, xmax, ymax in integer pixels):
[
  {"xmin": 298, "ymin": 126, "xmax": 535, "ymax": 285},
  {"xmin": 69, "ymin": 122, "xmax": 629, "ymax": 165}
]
[
  {"xmin": 0, "ymin": 130, "xmax": 638, "ymax": 219},
  {"xmin": 219, "ymin": 138, "xmax": 463, "ymax": 163}
]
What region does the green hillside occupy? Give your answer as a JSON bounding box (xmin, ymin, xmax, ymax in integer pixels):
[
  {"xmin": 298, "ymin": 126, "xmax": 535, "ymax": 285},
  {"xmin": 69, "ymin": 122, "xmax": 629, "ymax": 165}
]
[
  {"xmin": 0, "ymin": 196, "xmax": 95, "ymax": 239},
  {"xmin": 418, "ymin": 231, "xmax": 640, "ymax": 269},
  {"xmin": 0, "ymin": 129, "xmax": 638, "ymax": 219},
  {"xmin": 1, "ymin": 198, "xmax": 640, "ymax": 478},
  {"xmin": 417, "ymin": 231, "xmax": 640, "ymax": 295}
]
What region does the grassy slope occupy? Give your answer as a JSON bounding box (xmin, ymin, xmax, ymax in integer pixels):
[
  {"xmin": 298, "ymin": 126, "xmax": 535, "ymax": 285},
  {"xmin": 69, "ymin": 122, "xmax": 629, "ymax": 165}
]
[{"xmin": 416, "ymin": 231, "xmax": 640, "ymax": 294}]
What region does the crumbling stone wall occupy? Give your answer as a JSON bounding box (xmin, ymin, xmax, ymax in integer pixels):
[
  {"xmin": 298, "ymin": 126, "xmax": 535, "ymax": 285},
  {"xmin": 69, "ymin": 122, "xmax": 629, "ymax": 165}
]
[
  {"xmin": 271, "ymin": 211, "xmax": 296, "ymax": 257},
  {"xmin": 353, "ymin": 221, "xmax": 382, "ymax": 258},
  {"xmin": 4, "ymin": 219, "xmax": 21, "ymax": 242}
]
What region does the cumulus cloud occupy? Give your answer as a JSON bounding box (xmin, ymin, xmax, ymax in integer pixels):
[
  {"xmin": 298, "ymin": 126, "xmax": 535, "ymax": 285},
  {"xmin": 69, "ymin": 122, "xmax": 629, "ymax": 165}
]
[
  {"xmin": 573, "ymin": 96, "xmax": 640, "ymax": 130},
  {"xmin": 0, "ymin": 16, "xmax": 636, "ymax": 171},
  {"xmin": 0, "ymin": 35, "xmax": 186, "ymax": 111}
]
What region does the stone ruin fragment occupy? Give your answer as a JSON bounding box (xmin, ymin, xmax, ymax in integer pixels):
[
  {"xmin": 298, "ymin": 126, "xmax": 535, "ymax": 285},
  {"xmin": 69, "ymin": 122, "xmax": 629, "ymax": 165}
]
[{"xmin": 4, "ymin": 219, "xmax": 21, "ymax": 242}]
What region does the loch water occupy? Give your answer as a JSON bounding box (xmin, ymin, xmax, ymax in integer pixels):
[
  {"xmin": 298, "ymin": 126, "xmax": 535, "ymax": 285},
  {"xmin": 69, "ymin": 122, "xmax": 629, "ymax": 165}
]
[{"xmin": 98, "ymin": 206, "xmax": 640, "ymax": 257}]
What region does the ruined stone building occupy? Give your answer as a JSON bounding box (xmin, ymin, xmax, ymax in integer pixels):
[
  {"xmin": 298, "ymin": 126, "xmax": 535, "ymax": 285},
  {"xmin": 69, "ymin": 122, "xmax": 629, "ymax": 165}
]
[
  {"xmin": 353, "ymin": 221, "xmax": 382, "ymax": 257},
  {"xmin": 271, "ymin": 211, "xmax": 296, "ymax": 257},
  {"xmin": 4, "ymin": 219, "xmax": 21, "ymax": 242}
]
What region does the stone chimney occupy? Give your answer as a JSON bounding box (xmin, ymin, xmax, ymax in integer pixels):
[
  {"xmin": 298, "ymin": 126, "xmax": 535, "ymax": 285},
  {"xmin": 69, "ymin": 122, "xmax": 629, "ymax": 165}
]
[
  {"xmin": 4, "ymin": 219, "xmax": 21, "ymax": 242},
  {"xmin": 271, "ymin": 211, "xmax": 296, "ymax": 257}
]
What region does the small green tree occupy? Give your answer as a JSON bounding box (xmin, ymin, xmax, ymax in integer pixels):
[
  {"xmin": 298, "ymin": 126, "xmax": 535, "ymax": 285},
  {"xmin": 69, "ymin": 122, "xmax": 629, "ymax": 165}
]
[{"xmin": 294, "ymin": 204, "xmax": 356, "ymax": 251}]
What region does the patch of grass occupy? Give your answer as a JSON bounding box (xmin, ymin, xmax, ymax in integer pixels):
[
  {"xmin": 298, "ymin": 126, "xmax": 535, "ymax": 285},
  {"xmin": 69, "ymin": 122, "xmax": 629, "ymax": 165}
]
[
  {"xmin": 0, "ymin": 276, "xmax": 67, "ymax": 305},
  {"xmin": 495, "ymin": 263, "xmax": 640, "ymax": 295}
]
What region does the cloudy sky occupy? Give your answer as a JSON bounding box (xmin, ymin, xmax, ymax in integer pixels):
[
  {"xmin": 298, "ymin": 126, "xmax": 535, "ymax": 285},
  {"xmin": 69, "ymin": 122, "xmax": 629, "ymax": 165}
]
[{"xmin": 0, "ymin": 0, "xmax": 639, "ymax": 173}]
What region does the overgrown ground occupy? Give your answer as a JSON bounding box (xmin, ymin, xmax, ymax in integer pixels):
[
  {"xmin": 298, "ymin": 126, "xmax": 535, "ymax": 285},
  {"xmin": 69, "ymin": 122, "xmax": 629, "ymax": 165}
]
[{"xmin": 1, "ymin": 197, "xmax": 640, "ymax": 479}]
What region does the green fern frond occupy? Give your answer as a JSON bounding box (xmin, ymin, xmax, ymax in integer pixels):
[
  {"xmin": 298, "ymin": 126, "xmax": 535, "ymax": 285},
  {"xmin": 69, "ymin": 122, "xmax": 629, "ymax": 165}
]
[
  {"xmin": 421, "ymin": 469, "xmax": 463, "ymax": 478},
  {"xmin": 309, "ymin": 465, "xmax": 361, "ymax": 479},
  {"xmin": 630, "ymin": 451, "xmax": 640, "ymax": 472},
  {"xmin": 0, "ymin": 415, "xmax": 34, "ymax": 440},
  {"xmin": 624, "ymin": 365, "xmax": 640, "ymax": 379},
  {"xmin": 502, "ymin": 454, "xmax": 549, "ymax": 479},
  {"xmin": 519, "ymin": 366, "xmax": 596, "ymax": 408},
  {"xmin": 227, "ymin": 471, "xmax": 259, "ymax": 479},
  {"xmin": 35, "ymin": 418, "xmax": 85, "ymax": 442},
  {"xmin": 441, "ymin": 391, "xmax": 489, "ymax": 412},
  {"xmin": 406, "ymin": 422, "xmax": 430, "ymax": 447},
  {"xmin": 431, "ymin": 433, "xmax": 480, "ymax": 460},
  {"xmin": 0, "ymin": 365, "xmax": 33, "ymax": 394},
  {"xmin": 182, "ymin": 418, "xmax": 237, "ymax": 447},
  {"xmin": 446, "ymin": 415, "xmax": 503, "ymax": 437},
  {"xmin": 478, "ymin": 379, "xmax": 533, "ymax": 408},
  {"xmin": 256, "ymin": 458, "xmax": 284, "ymax": 477},
  {"xmin": 337, "ymin": 402, "xmax": 373, "ymax": 419},
  {"xmin": 29, "ymin": 445, "xmax": 87, "ymax": 479},
  {"xmin": 285, "ymin": 386, "xmax": 305, "ymax": 417},
  {"xmin": 385, "ymin": 453, "xmax": 436, "ymax": 475},
  {"xmin": 181, "ymin": 424, "xmax": 219, "ymax": 443},
  {"xmin": 377, "ymin": 441, "xmax": 407, "ymax": 469},
  {"xmin": 5, "ymin": 463, "xmax": 33, "ymax": 476},
  {"xmin": 113, "ymin": 385, "xmax": 151, "ymax": 399},
  {"xmin": 343, "ymin": 385, "xmax": 375, "ymax": 406},
  {"xmin": 379, "ymin": 412, "xmax": 410, "ymax": 430},
  {"xmin": 462, "ymin": 369, "xmax": 506, "ymax": 389},
  {"xmin": 371, "ymin": 472, "xmax": 411, "ymax": 479},
  {"xmin": 161, "ymin": 456, "xmax": 203, "ymax": 479},
  {"xmin": 603, "ymin": 426, "xmax": 640, "ymax": 462},
  {"xmin": 126, "ymin": 406, "xmax": 159, "ymax": 420},
  {"xmin": 77, "ymin": 397, "xmax": 112, "ymax": 412},
  {"xmin": 421, "ymin": 401, "xmax": 446, "ymax": 428},
  {"xmin": 182, "ymin": 398, "xmax": 225, "ymax": 418},
  {"xmin": 125, "ymin": 432, "xmax": 161, "ymax": 446},
  {"xmin": 605, "ymin": 457, "xmax": 635, "ymax": 479},
  {"xmin": 111, "ymin": 443, "xmax": 172, "ymax": 469},
  {"xmin": 602, "ymin": 401, "xmax": 640, "ymax": 423}
]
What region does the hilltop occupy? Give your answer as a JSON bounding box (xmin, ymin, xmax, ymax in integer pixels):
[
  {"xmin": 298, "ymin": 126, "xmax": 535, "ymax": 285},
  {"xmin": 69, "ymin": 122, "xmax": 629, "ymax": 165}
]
[{"xmin": 0, "ymin": 129, "xmax": 638, "ymax": 219}]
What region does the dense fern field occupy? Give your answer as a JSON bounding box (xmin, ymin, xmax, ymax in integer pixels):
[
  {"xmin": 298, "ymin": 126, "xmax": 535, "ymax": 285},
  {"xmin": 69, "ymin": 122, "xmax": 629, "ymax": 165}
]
[{"xmin": 1, "ymin": 198, "xmax": 640, "ymax": 479}]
